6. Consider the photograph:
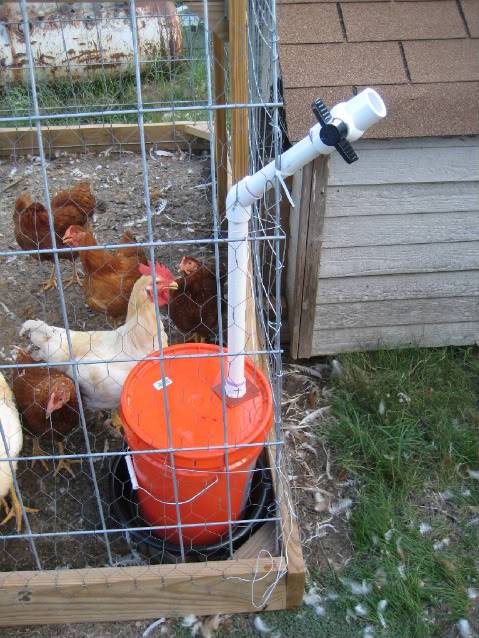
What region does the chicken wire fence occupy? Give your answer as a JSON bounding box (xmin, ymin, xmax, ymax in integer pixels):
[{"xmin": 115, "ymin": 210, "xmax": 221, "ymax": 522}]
[{"xmin": 0, "ymin": 0, "xmax": 291, "ymax": 593}]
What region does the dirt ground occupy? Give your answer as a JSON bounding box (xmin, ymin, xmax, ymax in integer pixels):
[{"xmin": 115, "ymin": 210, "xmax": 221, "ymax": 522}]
[
  {"xmin": 0, "ymin": 150, "xmax": 217, "ymax": 572},
  {"xmin": 0, "ymin": 153, "xmax": 349, "ymax": 636}
]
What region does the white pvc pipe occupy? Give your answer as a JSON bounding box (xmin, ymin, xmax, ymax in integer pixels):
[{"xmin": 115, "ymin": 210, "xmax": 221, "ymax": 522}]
[
  {"xmin": 224, "ymin": 210, "xmax": 251, "ymax": 399},
  {"xmin": 225, "ymin": 88, "xmax": 386, "ymax": 398}
]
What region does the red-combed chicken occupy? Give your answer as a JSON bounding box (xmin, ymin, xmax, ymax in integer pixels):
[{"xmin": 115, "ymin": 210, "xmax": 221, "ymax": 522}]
[
  {"xmin": 13, "ymin": 181, "xmax": 96, "ymax": 291},
  {"xmin": 142, "ymin": 257, "xmax": 226, "ymax": 342},
  {"xmin": 20, "ymin": 267, "xmax": 172, "ymax": 411},
  {"xmin": 12, "ymin": 350, "xmax": 80, "ymax": 477},
  {"xmin": 63, "ymin": 225, "xmax": 147, "ymax": 323}
]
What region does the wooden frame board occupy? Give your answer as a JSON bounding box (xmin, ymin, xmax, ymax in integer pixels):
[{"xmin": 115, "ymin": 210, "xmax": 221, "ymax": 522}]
[
  {"xmin": 0, "ymin": 122, "xmax": 209, "ymax": 158},
  {"xmin": 0, "ymin": 558, "xmax": 287, "ymax": 625}
]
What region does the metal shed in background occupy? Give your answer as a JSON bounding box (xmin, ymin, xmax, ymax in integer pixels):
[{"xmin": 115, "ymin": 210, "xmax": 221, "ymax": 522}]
[{"xmin": 0, "ymin": 1, "xmax": 182, "ymax": 82}]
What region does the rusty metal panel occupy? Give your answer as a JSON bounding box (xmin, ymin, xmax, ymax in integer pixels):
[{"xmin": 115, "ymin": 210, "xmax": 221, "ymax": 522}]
[{"xmin": 0, "ymin": 1, "xmax": 182, "ymax": 83}]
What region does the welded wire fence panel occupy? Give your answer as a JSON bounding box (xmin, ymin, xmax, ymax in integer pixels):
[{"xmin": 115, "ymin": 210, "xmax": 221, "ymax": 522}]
[{"xmin": 0, "ymin": 0, "xmax": 287, "ymax": 605}]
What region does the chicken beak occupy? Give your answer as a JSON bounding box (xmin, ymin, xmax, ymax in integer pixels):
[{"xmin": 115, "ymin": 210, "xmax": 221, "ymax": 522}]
[
  {"xmin": 168, "ymin": 281, "xmax": 179, "ymax": 290},
  {"xmin": 62, "ymin": 231, "xmax": 72, "ymax": 245}
]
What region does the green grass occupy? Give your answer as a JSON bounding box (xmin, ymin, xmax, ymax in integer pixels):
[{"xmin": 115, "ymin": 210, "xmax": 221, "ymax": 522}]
[
  {"xmin": 316, "ymin": 347, "xmax": 479, "ymax": 637},
  {"xmin": 168, "ymin": 347, "xmax": 479, "ymax": 638}
]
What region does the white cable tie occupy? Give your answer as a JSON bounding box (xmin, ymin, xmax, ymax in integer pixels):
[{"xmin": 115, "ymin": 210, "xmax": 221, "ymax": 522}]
[{"xmin": 275, "ymin": 169, "xmax": 295, "ymax": 208}]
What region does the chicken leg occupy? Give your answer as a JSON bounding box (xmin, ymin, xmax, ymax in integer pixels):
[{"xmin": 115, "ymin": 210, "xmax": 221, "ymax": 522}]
[
  {"xmin": 54, "ymin": 441, "xmax": 80, "ymax": 478},
  {"xmin": 0, "ymin": 487, "xmax": 38, "ymax": 533},
  {"xmin": 31, "ymin": 438, "xmax": 50, "ymax": 471},
  {"xmin": 63, "ymin": 261, "xmax": 83, "ymax": 289},
  {"xmin": 111, "ymin": 410, "xmax": 123, "ymax": 434},
  {"xmin": 42, "ymin": 264, "xmax": 57, "ymax": 291}
]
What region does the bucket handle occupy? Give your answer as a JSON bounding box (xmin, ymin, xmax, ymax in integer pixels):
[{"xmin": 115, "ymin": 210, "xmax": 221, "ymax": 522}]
[
  {"xmin": 139, "ymin": 474, "xmax": 219, "ymax": 506},
  {"xmin": 126, "ymin": 454, "xmax": 219, "ymax": 505}
]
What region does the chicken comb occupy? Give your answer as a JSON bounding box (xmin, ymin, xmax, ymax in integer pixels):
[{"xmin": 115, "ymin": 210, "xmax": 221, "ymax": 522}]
[
  {"xmin": 154, "ymin": 262, "xmax": 174, "ymax": 281},
  {"xmin": 138, "ymin": 262, "xmax": 174, "ymax": 281}
]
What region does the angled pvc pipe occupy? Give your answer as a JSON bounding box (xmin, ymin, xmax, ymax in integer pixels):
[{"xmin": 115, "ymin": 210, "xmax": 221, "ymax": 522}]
[{"xmin": 224, "ymin": 88, "xmax": 386, "ymax": 398}]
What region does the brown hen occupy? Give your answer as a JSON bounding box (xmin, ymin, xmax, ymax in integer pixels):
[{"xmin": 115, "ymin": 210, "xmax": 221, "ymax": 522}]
[
  {"xmin": 63, "ymin": 225, "xmax": 147, "ymax": 322},
  {"xmin": 12, "ymin": 350, "xmax": 81, "ymax": 477},
  {"xmin": 13, "ymin": 181, "xmax": 96, "ymax": 290},
  {"xmin": 147, "ymin": 257, "xmax": 226, "ymax": 342}
]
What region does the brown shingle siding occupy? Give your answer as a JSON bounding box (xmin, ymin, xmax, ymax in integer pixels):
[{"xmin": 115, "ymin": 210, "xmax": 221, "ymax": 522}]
[
  {"xmin": 277, "ymin": 4, "xmax": 343, "ymax": 44},
  {"xmin": 281, "ymin": 42, "xmax": 407, "ymax": 88},
  {"xmin": 278, "ymin": 1, "xmax": 479, "ymax": 139},
  {"xmin": 283, "ymin": 87, "xmax": 355, "ymax": 140},
  {"xmin": 342, "ymin": 1, "xmax": 466, "ymax": 42},
  {"xmin": 404, "ymin": 39, "xmax": 479, "ymax": 82},
  {"xmin": 284, "ymin": 82, "xmax": 479, "ymax": 140},
  {"xmin": 358, "ymin": 82, "xmax": 479, "ymax": 137},
  {"xmin": 461, "ymin": 0, "xmax": 479, "ymax": 37}
]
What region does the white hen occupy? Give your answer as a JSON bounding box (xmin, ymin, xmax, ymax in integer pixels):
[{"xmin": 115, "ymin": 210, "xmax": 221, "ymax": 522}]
[
  {"xmin": 0, "ymin": 372, "xmax": 37, "ymax": 532},
  {"xmin": 20, "ymin": 274, "xmax": 172, "ymax": 411}
]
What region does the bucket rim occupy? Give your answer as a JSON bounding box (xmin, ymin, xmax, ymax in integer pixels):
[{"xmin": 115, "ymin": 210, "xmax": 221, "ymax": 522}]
[{"xmin": 119, "ymin": 343, "xmax": 273, "ymax": 468}]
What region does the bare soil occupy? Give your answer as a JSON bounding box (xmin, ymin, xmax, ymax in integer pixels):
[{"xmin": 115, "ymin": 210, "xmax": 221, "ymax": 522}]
[{"xmin": 0, "ymin": 150, "xmax": 216, "ymax": 573}]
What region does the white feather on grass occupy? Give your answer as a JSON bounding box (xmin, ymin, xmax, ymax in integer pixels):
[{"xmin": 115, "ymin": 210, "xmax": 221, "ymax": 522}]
[
  {"xmin": 329, "ymin": 498, "xmax": 353, "ymax": 516},
  {"xmin": 254, "ymin": 617, "xmax": 272, "ymax": 634},
  {"xmin": 457, "ymin": 619, "xmax": 473, "ymax": 638},
  {"xmin": 419, "ymin": 522, "xmax": 432, "ymax": 535},
  {"xmin": 354, "ymin": 603, "xmax": 368, "ymax": 617},
  {"xmin": 340, "ymin": 578, "xmax": 371, "ymax": 596},
  {"xmin": 433, "ymin": 537, "xmax": 450, "ymax": 551},
  {"xmin": 377, "ymin": 600, "xmax": 388, "ymax": 628}
]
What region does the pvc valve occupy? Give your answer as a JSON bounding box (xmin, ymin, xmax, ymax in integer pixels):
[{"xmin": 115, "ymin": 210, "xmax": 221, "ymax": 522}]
[{"xmin": 312, "ymin": 97, "xmax": 359, "ymax": 164}]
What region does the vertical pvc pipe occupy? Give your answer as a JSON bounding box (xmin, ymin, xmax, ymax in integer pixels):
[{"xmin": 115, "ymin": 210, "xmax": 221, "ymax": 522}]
[{"xmin": 225, "ymin": 211, "xmax": 251, "ymax": 398}]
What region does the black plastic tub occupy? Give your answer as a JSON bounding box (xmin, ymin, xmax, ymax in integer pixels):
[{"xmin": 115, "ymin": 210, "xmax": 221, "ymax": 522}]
[{"xmin": 109, "ymin": 452, "xmax": 274, "ymax": 562}]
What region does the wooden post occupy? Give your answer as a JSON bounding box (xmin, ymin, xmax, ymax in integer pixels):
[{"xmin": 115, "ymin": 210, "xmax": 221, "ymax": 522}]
[
  {"xmin": 286, "ymin": 157, "xmax": 329, "ymax": 359},
  {"xmin": 228, "ymin": 0, "xmax": 249, "ymax": 182},
  {"xmin": 228, "ymin": 0, "xmax": 305, "ymax": 604},
  {"xmin": 213, "ymin": 32, "xmax": 228, "ymax": 216}
]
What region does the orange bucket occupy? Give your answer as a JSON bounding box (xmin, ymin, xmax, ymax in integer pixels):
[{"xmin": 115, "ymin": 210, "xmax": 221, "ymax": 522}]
[{"xmin": 119, "ymin": 344, "xmax": 273, "ymax": 546}]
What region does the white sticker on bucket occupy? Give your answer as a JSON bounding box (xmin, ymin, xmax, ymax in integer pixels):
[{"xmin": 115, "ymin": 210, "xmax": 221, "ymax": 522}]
[
  {"xmin": 153, "ymin": 376, "xmax": 172, "ymax": 391},
  {"xmin": 125, "ymin": 454, "xmax": 139, "ymax": 491}
]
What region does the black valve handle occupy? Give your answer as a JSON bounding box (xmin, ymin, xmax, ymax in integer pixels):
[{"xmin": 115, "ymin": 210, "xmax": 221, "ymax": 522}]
[{"xmin": 311, "ymin": 98, "xmax": 358, "ymax": 164}]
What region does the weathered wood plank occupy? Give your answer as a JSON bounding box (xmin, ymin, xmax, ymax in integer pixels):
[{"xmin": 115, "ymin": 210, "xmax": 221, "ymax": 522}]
[
  {"xmin": 298, "ymin": 156, "xmax": 329, "ymax": 358},
  {"xmin": 0, "ymin": 559, "xmax": 286, "ymax": 625},
  {"xmin": 213, "ymin": 32, "xmax": 228, "ymax": 216},
  {"xmin": 287, "ymin": 165, "xmax": 312, "ymax": 358},
  {"xmin": 319, "ymin": 241, "xmax": 479, "ymax": 278},
  {"xmin": 353, "ymin": 136, "xmax": 479, "ymax": 151},
  {"xmin": 326, "ymin": 182, "xmax": 479, "ymax": 217},
  {"xmin": 313, "ymin": 297, "xmax": 479, "ymax": 331},
  {"xmin": 181, "ymin": 122, "xmax": 210, "ymax": 141},
  {"xmin": 322, "ymin": 211, "xmax": 479, "ymax": 249},
  {"xmin": 0, "ymin": 122, "xmax": 209, "ymax": 157},
  {"xmin": 328, "ymin": 146, "xmax": 479, "ymax": 186},
  {"xmin": 233, "ymin": 522, "xmax": 277, "ymax": 559},
  {"xmin": 229, "ymin": 0, "xmax": 249, "ymax": 182},
  {"xmin": 312, "ymin": 322, "xmax": 479, "ymax": 355},
  {"xmin": 265, "ymin": 440, "xmax": 305, "ymax": 609},
  {"xmin": 317, "ymin": 270, "xmax": 479, "ymax": 304}
]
